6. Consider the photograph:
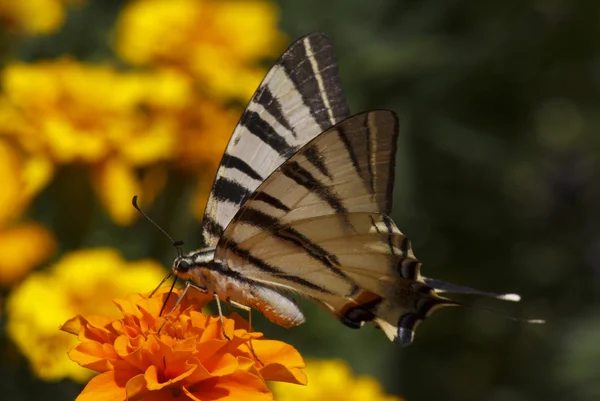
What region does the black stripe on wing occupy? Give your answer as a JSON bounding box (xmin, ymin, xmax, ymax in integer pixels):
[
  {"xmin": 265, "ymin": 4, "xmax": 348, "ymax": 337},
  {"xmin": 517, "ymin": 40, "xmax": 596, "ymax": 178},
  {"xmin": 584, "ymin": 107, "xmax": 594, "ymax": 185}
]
[
  {"xmin": 281, "ymin": 160, "xmax": 348, "ymax": 215},
  {"xmin": 281, "ymin": 34, "xmax": 349, "ymax": 131},
  {"xmin": 203, "ymin": 216, "xmax": 225, "ymax": 240},
  {"xmin": 305, "ymin": 145, "xmax": 332, "ymax": 179},
  {"xmin": 227, "ymin": 240, "xmax": 335, "ymax": 294},
  {"xmin": 239, "ymin": 110, "xmax": 299, "ymax": 158},
  {"xmin": 221, "ymin": 154, "xmax": 263, "ymax": 181},
  {"xmin": 254, "ymin": 85, "xmax": 296, "ymax": 138},
  {"xmin": 233, "ymin": 207, "xmax": 350, "ymax": 280},
  {"xmin": 212, "ymin": 177, "xmax": 252, "ymax": 204},
  {"xmin": 337, "ymin": 125, "xmax": 362, "ymax": 177},
  {"xmin": 253, "ymin": 191, "xmax": 291, "ymax": 212}
]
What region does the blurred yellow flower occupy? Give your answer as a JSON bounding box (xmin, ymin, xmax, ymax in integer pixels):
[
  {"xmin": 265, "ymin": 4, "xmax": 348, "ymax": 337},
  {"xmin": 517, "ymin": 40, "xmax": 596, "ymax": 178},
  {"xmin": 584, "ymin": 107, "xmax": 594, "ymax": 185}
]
[
  {"xmin": 0, "ymin": 137, "xmax": 53, "ymax": 223},
  {"xmin": 272, "ymin": 359, "xmax": 403, "ymax": 401},
  {"xmin": 1, "ymin": 60, "xmax": 187, "ymax": 165},
  {"xmin": 6, "ymin": 248, "xmax": 167, "ymax": 382},
  {"xmin": 116, "ymin": 0, "xmax": 285, "ymax": 100},
  {"xmin": 0, "ymin": 223, "xmax": 55, "ymax": 287},
  {"xmin": 0, "ymin": 60, "xmax": 198, "ymax": 224},
  {"xmin": 0, "ymin": 137, "xmax": 55, "ymax": 286},
  {"xmin": 0, "ymin": 0, "xmax": 82, "ymax": 35}
]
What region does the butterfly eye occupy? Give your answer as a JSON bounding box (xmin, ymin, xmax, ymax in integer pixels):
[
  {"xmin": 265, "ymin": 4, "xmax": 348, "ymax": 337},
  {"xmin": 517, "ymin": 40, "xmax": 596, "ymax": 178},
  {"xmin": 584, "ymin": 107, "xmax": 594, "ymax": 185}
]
[{"xmin": 176, "ymin": 259, "xmax": 191, "ymax": 273}]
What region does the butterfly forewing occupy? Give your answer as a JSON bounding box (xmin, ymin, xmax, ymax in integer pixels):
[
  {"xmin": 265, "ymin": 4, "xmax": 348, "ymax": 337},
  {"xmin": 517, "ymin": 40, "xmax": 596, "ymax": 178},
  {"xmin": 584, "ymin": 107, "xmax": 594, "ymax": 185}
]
[
  {"xmin": 201, "ymin": 33, "xmax": 350, "ymax": 247},
  {"xmin": 219, "ymin": 110, "xmax": 399, "ymax": 248}
]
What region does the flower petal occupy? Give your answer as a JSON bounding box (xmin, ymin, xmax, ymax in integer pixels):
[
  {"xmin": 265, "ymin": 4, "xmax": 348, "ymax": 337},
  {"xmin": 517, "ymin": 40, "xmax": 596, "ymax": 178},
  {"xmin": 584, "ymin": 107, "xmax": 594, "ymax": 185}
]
[
  {"xmin": 185, "ymin": 370, "xmax": 272, "ymax": 401},
  {"xmin": 125, "ymin": 373, "xmax": 148, "ymax": 400},
  {"xmin": 68, "ymin": 341, "xmax": 117, "ymax": 373},
  {"xmin": 145, "ymin": 363, "xmax": 195, "ymax": 391},
  {"xmin": 202, "ymin": 352, "xmax": 238, "ymax": 376},
  {"xmin": 254, "ymin": 340, "xmax": 306, "ymax": 384},
  {"xmin": 76, "ymin": 371, "xmax": 126, "ymax": 401}
]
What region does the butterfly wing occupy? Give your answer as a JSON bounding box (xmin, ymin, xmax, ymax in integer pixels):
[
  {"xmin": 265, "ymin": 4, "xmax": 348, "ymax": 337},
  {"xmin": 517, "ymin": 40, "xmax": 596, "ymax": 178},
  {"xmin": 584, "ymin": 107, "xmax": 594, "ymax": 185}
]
[
  {"xmin": 215, "ymin": 110, "xmax": 454, "ymax": 344},
  {"xmin": 201, "ymin": 32, "xmax": 350, "ymax": 247}
]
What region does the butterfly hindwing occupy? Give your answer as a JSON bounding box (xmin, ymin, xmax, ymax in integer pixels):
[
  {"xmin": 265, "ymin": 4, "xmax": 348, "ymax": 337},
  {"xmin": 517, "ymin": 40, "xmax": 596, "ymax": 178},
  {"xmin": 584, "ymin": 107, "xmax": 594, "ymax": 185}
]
[{"xmin": 201, "ymin": 32, "xmax": 350, "ymax": 247}]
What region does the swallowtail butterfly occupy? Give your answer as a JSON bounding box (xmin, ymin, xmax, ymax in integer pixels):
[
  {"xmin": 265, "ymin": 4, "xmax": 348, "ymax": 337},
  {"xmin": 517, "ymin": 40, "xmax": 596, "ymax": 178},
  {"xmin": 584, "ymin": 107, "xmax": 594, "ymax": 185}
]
[{"xmin": 166, "ymin": 33, "xmax": 541, "ymax": 345}]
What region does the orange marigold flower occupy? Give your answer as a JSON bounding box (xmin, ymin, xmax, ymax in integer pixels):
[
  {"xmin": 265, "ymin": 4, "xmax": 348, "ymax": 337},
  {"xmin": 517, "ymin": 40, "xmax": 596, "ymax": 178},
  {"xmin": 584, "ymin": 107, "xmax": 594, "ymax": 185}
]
[{"xmin": 61, "ymin": 288, "xmax": 306, "ymax": 401}]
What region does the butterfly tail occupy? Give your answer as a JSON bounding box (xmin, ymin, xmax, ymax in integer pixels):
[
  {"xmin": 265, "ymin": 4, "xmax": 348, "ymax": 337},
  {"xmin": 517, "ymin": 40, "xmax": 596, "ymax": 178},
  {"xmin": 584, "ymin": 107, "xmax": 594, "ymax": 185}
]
[{"xmin": 374, "ymin": 288, "xmax": 462, "ymax": 346}]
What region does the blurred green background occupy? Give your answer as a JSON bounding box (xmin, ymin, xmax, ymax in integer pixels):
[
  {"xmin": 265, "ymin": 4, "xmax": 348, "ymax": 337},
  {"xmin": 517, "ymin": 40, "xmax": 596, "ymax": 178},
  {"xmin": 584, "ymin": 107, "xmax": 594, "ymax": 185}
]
[{"xmin": 1, "ymin": 0, "xmax": 599, "ymax": 400}]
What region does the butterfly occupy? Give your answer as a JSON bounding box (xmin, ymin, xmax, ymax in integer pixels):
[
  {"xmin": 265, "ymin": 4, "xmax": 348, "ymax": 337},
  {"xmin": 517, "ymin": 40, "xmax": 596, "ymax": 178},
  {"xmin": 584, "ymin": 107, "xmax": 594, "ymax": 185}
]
[{"xmin": 148, "ymin": 32, "xmax": 541, "ymax": 346}]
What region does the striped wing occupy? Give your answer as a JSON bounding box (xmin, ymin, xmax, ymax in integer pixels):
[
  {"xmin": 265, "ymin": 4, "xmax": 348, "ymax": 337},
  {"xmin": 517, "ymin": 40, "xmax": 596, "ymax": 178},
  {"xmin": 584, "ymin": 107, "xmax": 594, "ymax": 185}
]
[
  {"xmin": 218, "ymin": 212, "xmax": 419, "ymax": 297},
  {"xmin": 214, "ymin": 110, "xmax": 449, "ymax": 344},
  {"xmin": 217, "ymin": 211, "xmax": 445, "ymax": 344},
  {"xmin": 201, "ymin": 32, "xmax": 350, "ymax": 247}
]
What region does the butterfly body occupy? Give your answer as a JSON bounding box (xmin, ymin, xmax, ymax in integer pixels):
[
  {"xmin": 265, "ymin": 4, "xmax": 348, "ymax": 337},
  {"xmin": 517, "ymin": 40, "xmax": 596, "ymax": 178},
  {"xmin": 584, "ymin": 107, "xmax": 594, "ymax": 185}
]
[
  {"xmin": 175, "ymin": 249, "xmax": 306, "ymax": 328},
  {"xmin": 171, "ymin": 32, "xmax": 532, "ymax": 345}
]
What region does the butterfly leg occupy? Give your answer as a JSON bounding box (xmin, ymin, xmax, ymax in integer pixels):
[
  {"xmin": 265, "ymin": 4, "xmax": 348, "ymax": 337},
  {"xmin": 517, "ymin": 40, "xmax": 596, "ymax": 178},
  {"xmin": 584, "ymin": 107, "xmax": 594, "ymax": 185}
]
[
  {"xmin": 157, "ymin": 282, "xmax": 207, "ymax": 334},
  {"xmin": 227, "ymin": 298, "xmax": 264, "ymax": 366},
  {"xmin": 213, "ymin": 293, "xmax": 232, "ymax": 341}
]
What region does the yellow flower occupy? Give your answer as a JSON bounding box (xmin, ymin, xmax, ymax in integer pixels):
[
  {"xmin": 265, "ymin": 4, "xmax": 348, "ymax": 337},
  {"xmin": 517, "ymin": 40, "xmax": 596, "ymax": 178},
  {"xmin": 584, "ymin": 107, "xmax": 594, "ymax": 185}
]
[
  {"xmin": 0, "ymin": 137, "xmax": 55, "ymax": 286},
  {"xmin": 0, "ymin": 60, "xmax": 196, "ymax": 224},
  {"xmin": 61, "ymin": 287, "xmax": 306, "ymax": 401},
  {"xmin": 0, "ymin": 222, "xmax": 55, "ymax": 287},
  {"xmin": 272, "ymin": 359, "xmax": 403, "ymax": 401},
  {"xmin": 0, "ymin": 137, "xmax": 53, "ymax": 224},
  {"xmin": 0, "ymin": 0, "xmax": 82, "ymax": 35},
  {"xmin": 6, "ymin": 249, "xmax": 167, "ymax": 382},
  {"xmin": 1, "ymin": 61, "xmax": 187, "ymax": 165},
  {"xmin": 116, "ymin": 0, "xmax": 285, "ymax": 100}
]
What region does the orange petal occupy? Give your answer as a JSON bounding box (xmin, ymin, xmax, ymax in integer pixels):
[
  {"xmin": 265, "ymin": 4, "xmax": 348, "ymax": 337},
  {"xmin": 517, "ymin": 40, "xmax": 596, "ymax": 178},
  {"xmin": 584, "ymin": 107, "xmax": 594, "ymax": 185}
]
[
  {"xmin": 144, "ymin": 363, "xmax": 195, "ymax": 391},
  {"xmin": 68, "ymin": 341, "xmax": 117, "ymax": 373},
  {"xmin": 125, "ymin": 373, "xmax": 149, "ymax": 400},
  {"xmin": 181, "ymin": 358, "xmax": 212, "ymax": 384},
  {"xmin": 202, "ymin": 352, "xmax": 238, "ymax": 376},
  {"xmin": 158, "ymin": 340, "xmax": 199, "ymax": 380},
  {"xmin": 253, "ymin": 340, "xmax": 304, "ymax": 367},
  {"xmin": 254, "ymin": 340, "xmax": 306, "ymax": 384},
  {"xmin": 61, "ymin": 315, "xmax": 116, "ymax": 343},
  {"xmin": 138, "ymin": 388, "xmax": 188, "ymax": 401},
  {"xmin": 76, "ymin": 371, "xmax": 126, "ymax": 401},
  {"xmin": 81, "ymin": 317, "xmax": 120, "ymax": 343},
  {"xmin": 61, "ymin": 315, "xmax": 85, "ymax": 335},
  {"xmin": 196, "ymin": 338, "xmax": 229, "ymax": 363},
  {"xmin": 115, "ymin": 335, "xmax": 150, "ymax": 372},
  {"xmin": 113, "ymin": 297, "xmax": 143, "ymax": 319},
  {"xmin": 260, "ymin": 364, "xmax": 307, "ymax": 386},
  {"xmin": 185, "ymin": 370, "xmax": 272, "ymax": 401},
  {"xmin": 200, "ymin": 316, "xmax": 229, "ymax": 340}
]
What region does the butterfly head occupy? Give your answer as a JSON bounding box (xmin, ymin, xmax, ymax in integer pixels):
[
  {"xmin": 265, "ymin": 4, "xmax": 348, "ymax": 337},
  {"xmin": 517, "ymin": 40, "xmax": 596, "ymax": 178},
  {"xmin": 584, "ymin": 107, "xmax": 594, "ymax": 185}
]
[
  {"xmin": 172, "ymin": 256, "xmax": 192, "ymax": 277},
  {"xmin": 172, "ymin": 248, "xmax": 216, "ymax": 280}
]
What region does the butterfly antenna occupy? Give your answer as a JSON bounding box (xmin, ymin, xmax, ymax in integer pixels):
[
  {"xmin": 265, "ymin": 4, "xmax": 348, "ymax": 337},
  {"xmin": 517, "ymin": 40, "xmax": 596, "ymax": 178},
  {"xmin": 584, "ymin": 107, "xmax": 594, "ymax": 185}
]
[
  {"xmin": 454, "ymin": 299, "xmax": 545, "ymax": 324},
  {"xmin": 423, "ymin": 277, "xmax": 522, "ymax": 302},
  {"xmin": 132, "ymin": 195, "xmax": 185, "ymax": 256}
]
